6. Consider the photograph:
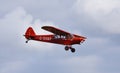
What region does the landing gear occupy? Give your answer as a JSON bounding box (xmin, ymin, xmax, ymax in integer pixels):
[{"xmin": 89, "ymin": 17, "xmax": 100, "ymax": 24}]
[
  {"xmin": 65, "ymin": 46, "xmax": 69, "ymax": 51},
  {"xmin": 25, "ymin": 39, "xmax": 30, "ymax": 43},
  {"xmin": 64, "ymin": 46, "xmax": 76, "ymax": 53},
  {"xmin": 25, "ymin": 40, "xmax": 28, "ymax": 43},
  {"xmin": 25, "ymin": 37, "xmax": 32, "ymax": 43},
  {"xmin": 70, "ymin": 48, "xmax": 75, "ymax": 53}
]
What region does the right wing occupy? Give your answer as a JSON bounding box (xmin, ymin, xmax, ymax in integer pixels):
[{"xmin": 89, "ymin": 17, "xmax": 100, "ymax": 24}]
[{"xmin": 41, "ymin": 26, "xmax": 71, "ymax": 36}]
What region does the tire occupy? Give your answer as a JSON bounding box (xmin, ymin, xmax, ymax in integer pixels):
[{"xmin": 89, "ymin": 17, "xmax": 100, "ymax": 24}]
[
  {"xmin": 26, "ymin": 41, "xmax": 28, "ymax": 43},
  {"xmin": 71, "ymin": 48, "xmax": 75, "ymax": 53},
  {"xmin": 65, "ymin": 46, "xmax": 69, "ymax": 51}
]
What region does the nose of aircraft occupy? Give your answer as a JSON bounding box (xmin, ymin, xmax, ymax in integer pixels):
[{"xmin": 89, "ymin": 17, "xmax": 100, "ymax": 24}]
[{"xmin": 80, "ymin": 37, "xmax": 86, "ymax": 43}]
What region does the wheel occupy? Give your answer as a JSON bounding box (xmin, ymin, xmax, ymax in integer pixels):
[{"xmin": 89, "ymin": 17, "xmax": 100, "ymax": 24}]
[
  {"xmin": 26, "ymin": 41, "xmax": 28, "ymax": 43},
  {"xmin": 65, "ymin": 46, "xmax": 69, "ymax": 51},
  {"xmin": 71, "ymin": 48, "xmax": 75, "ymax": 53}
]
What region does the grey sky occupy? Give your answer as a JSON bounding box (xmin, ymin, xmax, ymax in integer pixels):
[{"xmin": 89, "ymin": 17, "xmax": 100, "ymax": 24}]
[{"xmin": 0, "ymin": 0, "xmax": 120, "ymax": 73}]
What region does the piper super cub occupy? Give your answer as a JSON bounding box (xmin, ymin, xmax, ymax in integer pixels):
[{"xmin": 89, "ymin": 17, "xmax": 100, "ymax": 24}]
[{"xmin": 24, "ymin": 26, "xmax": 86, "ymax": 53}]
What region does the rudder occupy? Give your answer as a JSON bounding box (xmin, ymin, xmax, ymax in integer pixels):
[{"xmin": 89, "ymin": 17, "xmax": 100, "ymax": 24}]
[{"xmin": 24, "ymin": 27, "xmax": 36, "ymax": 39}]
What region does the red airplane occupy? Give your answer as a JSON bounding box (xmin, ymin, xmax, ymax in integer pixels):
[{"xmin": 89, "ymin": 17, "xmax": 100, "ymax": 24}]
[{"xmin": 24, "ymin": 26, "xmax": 86, "ymax": 53}]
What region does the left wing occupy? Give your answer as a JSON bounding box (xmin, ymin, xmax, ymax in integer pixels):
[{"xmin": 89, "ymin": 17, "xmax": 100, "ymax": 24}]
[{"xmin": 41, "ymin": 26, "xmax": 71, "ymax": 36}]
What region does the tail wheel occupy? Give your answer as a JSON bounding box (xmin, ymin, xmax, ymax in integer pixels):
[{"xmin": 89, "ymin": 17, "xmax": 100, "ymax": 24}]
[
  {"xmin": 71, "ymin": 48, "xmax": 75, "ymax": 53},
  {"xmin": 25, "ymin": 39, "xmax": 30, "ymax": 43},
  {"xmin": 65, "ymin": 46, "xmax": 69, "ymax": 51},
  {"xmin": 25, "ymin": 37, "xmax": 33, "ymax": 43},
  {"xmin": 25, "ymin": 38, "xmax": 31, "ymax": 43},
  {"xmin": 26, "ymin": 41, "xmax": 28, "ymax": 43}
]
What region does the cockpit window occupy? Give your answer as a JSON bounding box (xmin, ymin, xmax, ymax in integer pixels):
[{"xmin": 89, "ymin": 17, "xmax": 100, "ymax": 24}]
[
  {"xmin": 54, "ymin": 35, "xmax": 66, "ymax": 39},
  {"xmin": 53, "ymin": 34, "xmax": 74, "ymax": 39}
]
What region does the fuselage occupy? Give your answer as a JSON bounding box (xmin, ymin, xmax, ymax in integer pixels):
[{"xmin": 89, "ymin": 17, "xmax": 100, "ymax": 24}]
[{"xmin": 26, "ymin": 34, "xmax": 85, "ymax": 45}]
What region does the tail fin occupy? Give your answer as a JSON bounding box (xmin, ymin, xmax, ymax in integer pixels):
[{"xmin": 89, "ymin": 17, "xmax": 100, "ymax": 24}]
[{"xmin": 24, "ymin": 27, "xmax": 36, "ymax": 39}]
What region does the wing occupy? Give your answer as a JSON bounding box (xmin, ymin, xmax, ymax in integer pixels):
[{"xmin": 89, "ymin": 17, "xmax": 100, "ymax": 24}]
[{"xmin": 41, "ymin": 26, "xmax": 71, "ymax": 36}]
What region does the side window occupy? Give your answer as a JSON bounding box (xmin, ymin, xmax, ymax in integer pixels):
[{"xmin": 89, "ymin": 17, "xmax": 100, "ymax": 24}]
[
  {"xmin": 54, "ymin": 35, "xmax": 58, "ymax": 39},
  {"xmin": 53, "ymin": 35, "xmax": 68, "ymax": 39}
]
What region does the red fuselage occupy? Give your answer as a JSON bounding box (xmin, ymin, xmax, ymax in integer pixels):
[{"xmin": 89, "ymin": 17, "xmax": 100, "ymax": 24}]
[{"xmin": 25, "ymin": 34, "xmax": 85, "ymax": 45}]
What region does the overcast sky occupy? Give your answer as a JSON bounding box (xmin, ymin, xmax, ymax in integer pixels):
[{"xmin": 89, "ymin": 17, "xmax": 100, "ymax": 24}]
[{"xmin": 0, "ymin": 0, "xmax": 120, "ymax": 73}]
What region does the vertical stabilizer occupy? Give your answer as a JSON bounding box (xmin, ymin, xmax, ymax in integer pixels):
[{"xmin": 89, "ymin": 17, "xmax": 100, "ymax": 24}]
[{"xmin": 24, "ymin": 27, "xmax": 36, "ymax": 39}]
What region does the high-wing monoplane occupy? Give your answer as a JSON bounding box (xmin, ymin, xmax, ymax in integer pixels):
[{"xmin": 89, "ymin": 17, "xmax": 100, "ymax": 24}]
[{"xmin": 24, "ymin": 26, "xmax": 86, "ymax": 53}]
